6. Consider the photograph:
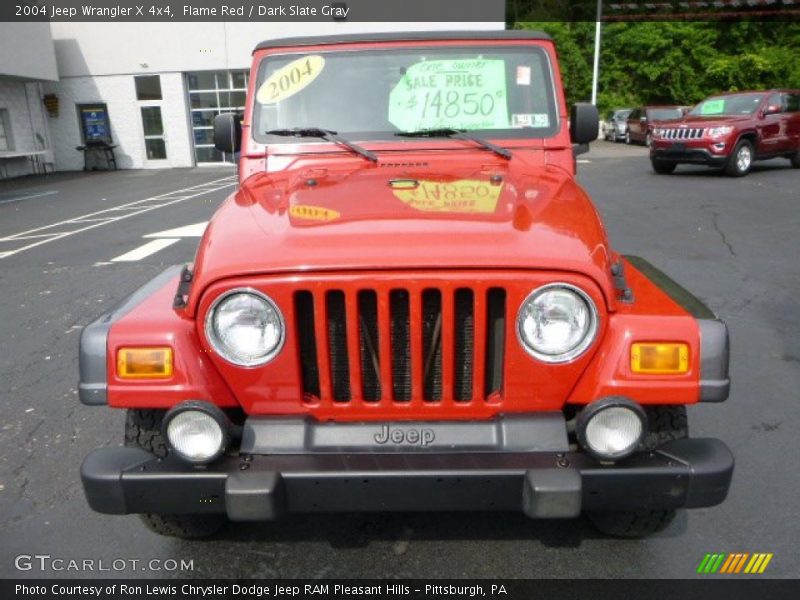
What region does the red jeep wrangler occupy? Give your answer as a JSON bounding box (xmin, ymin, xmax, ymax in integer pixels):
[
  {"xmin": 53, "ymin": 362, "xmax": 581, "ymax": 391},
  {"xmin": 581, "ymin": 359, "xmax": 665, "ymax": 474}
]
[
  {"xmin": 651, "ymin": 90, "xmax": 800, "ymax": 176},
  {"xmin": 79, "ymin": 31, "xmax": 733, "ymax": 539}
]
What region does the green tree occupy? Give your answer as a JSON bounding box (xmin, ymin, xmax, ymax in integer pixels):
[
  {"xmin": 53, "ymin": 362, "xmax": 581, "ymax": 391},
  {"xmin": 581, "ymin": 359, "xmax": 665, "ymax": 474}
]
[{"xmin": 514, "ymin": 20, "xmax": 800, "ymax": 112}]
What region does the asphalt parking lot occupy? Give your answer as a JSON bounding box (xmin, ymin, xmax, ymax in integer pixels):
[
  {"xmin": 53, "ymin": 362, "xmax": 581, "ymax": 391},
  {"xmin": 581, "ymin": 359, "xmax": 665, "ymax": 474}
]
[{"xmin": 1, "ymin": 142, "xmax": 798, "ymax": 579}]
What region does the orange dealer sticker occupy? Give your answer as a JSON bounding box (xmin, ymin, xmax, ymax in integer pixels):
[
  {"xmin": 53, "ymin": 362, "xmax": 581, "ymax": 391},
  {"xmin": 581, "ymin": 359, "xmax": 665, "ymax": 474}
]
[
  {"xmin": 289, "ymin": 204, "xmax": 340, "ymax": 222},
  {"xmin": 392, "ymin": 179, "xmax": 503, "ymax": 214}
]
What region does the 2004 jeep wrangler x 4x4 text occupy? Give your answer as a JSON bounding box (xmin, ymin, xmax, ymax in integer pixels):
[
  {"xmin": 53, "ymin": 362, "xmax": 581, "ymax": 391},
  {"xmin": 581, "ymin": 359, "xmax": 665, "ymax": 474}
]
[{"xmin": 79, "ymin": 31, "xmax": 733, "ymax": 539}]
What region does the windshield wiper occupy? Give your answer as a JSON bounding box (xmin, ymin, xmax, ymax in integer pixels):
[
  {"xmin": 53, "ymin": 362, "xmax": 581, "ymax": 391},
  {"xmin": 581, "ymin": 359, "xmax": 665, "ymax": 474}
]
[
  {"xmin": 264, "ymin": 127, "xmax": 378, "ymax": 162},
  {"xmin": 394, "ymin": 127, "xmax": 512, "ymax": 160}
]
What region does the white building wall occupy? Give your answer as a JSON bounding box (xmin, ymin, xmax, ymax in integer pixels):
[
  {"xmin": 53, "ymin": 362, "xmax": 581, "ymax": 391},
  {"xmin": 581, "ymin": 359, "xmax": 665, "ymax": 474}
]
[
  {"xmin": 159, "ymin": 73, "xmax": 194, "ymax": 168},
  {"xmin": 49, "ymin": 21, "xmax": 505, "ymax": 77},
  {"xmin": 0, "ymin": 23, "xmax": 58, "ymax": 81},
  {"xmin": 44, "ymin": 72, "xmax": 194, "ymax": 171},
  {"xmin": 0, "ymin": 80, "xmax": 53, "ymax": 178},
  {"xmin": 45, "ymin": 19, "xmax": 505, "ymax": 172}
]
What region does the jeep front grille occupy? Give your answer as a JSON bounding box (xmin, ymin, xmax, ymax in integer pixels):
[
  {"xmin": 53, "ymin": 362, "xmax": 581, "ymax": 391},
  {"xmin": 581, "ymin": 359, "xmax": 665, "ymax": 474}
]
[
  {"xmin": 293, "ymin": 286, "xmax": 506, "ymax": 405},
  {"xmin": 662, "ymin": 128, "xmax": 705, "ymax": 140}
]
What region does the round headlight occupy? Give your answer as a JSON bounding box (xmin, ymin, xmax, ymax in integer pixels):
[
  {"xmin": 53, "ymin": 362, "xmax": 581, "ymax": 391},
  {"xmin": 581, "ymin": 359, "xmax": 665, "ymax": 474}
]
[
  {"xmin": 164, "ymin": 402, "xmax": 229, "ymax": 464},
  {"xmin": 517, "ymin": 283, "xmax": 598, "ymax": 363},
  {"xmin": 205, "ymin": 289, "xmax": 285, "ymax": 366},
  {"xmin": 576, "ymin": 398, "xmax": 646, "ymax": 461}
]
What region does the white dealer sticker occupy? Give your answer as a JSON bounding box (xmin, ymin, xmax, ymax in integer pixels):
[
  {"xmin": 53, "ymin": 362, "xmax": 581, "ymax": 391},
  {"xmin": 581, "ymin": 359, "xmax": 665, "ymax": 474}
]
[{"xmin": 511, "ymin": 113, "xmax": 550, "ymax": 128}]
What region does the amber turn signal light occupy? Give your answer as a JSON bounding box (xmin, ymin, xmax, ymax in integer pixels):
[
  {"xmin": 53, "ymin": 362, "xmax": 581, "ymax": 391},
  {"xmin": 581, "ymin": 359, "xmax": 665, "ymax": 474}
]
[
  {"xmin": 631, "ymin": 342, "xmax": 689, "ymax": 374},
  {"xmin": 117, "ymin": 347, "xmax": 173, "ymax": 379}
]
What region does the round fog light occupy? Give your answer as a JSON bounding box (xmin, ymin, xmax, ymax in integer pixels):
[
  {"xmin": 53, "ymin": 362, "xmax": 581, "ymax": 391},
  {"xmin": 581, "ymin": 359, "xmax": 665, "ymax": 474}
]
[
  {"xmin": 163, "ymin": 402, "xmax": 230, "ymax": 464},
  {"xmin": 576, "ymin": 398, "xmax": 646, "ymax": 461}
]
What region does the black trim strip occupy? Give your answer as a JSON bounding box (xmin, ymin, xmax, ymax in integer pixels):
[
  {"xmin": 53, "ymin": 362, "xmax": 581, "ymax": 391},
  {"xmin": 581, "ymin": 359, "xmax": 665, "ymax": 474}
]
[
  {"xmin": 254, "ymin": 30, "xmax": 552, "ymax": 53},
  {"xmin": 624, "ymin": 255, "xmax": 715, "ymax": 319}
]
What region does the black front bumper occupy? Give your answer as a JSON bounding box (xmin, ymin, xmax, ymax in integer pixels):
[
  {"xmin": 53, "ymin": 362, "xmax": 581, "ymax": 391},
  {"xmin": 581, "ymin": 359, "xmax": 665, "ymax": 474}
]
[
  {"xmin": 81, "ymin": 437, "xmax": 733, "ymax": 520},
  {"xmin": 651, "ymin": 145, "xmax": 728, "ymax": 166}
]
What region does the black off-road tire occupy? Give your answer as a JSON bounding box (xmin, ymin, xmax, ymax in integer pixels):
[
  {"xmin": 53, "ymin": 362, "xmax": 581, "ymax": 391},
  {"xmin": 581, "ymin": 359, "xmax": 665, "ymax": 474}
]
[
  {"xmin": 138, "ymin": 513, "xmax": 226, "ymax": 540},
  {"xmin": 651, "ymin": 158, "xmax": 677, "ymax": 174},
  {"xmin": 124, "ymin": 408, "xmax": 169, "ymax": 457},
  {"xmin": 640, "ymin": 405, "xmax": 688, "ymax": 450},
  {"xmin": 587, "ymin": 405, "xmax": 688, "ymax": 538},
  {"xmin": 124, "ymin": 409, "xmax": 227, "ymax": 539},
  {"xmin": 725, "ymin": 139, "xmax": 754, "ymax": 177},
  {"xmin": 791, "ymin": 151, "xmax": 800, "ymax": 168}
]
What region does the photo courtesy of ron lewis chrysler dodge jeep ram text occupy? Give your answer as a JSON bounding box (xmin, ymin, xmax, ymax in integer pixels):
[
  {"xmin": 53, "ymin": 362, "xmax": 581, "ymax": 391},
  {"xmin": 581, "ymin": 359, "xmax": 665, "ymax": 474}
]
[{"xmin": 78, "ymin": 31, "xmax": 734, "ymax": 539}]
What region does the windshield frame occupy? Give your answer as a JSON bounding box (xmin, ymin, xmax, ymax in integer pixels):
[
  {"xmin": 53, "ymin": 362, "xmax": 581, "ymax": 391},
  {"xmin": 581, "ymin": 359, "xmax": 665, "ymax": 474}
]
[
  {"xmin": 251, "ymin": 44, "xmax": 561, "ymax": 145},
  {"xmin": 688, "ymin": 93, "xmax": 767, "ymax": 117}
]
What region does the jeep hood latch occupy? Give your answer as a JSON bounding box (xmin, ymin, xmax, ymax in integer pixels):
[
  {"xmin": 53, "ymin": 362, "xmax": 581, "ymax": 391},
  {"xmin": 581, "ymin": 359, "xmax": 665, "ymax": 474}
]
[
  {"xmin": 173, "ymin": 265, "xmax": 194, "ymax": 309},
  {"xmin": 611, "ymin": 259, "xmax": 634, "ymax": 303}
]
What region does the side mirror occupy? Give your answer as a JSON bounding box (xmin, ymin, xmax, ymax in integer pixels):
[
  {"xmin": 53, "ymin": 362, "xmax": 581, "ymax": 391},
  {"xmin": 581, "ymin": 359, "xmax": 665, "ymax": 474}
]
[
  {"xmin": 213, "ymin": 113, "xmax": 242, "ymax": 154},
  {"xmin": 762, "ymin": 104, "xmax": 782, "ymax": 116},
  {"xmin": 570, "ymin": 103, "xmax": 599, "ymax": 144}
]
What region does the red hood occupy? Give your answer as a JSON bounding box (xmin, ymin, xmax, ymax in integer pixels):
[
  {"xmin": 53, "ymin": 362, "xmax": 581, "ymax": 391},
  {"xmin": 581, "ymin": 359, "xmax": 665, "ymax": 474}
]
[{"xmin": 188, "ymin": 150, "xmax": 617, "ymax": 313}]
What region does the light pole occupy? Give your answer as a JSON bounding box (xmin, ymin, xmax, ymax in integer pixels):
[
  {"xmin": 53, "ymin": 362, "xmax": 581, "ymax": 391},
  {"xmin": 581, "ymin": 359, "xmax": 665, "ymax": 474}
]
[{"xmin": 591, "ymin": 0, "xmax": 603, "ymax": 105}]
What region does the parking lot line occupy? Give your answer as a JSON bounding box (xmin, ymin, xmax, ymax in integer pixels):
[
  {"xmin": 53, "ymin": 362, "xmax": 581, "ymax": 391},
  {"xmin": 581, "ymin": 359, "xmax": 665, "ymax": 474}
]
[
  {"xmin": 111, "ymin": 238, "xmax": 181, "ymax": 262},
  {"xmin": 0, "ymin": 190, "xmax": 59, "ymax": 206},
  {"xmin": 143, "ymin": 222, "xmax": 207, "ymax": 238},
  {"xmin": 0, "ymin": 176, "xmax": 235, "ymax": 260}
]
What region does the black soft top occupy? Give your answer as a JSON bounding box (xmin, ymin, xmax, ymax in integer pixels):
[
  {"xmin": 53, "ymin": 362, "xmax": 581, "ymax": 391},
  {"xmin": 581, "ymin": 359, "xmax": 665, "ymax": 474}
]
[{"xmin": 253, "ymin": 30, "xmax": 551, "ymax": 53}]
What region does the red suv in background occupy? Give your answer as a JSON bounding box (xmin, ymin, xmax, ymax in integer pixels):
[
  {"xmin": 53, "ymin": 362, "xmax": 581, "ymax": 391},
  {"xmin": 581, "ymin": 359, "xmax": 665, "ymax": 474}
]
[
  {"xmin": 626, "ymin": 106, "xmax": 684, "ymax": 146},
  {"xmin": 650, "ymin": 90, "xmax": 800, "ymax": 176}
]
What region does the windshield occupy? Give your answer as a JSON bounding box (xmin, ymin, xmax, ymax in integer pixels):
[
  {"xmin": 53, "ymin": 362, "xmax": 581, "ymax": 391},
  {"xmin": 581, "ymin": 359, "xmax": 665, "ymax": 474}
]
[
  {"xmin": 647, "ymin": 108, "xmax": 683, "ymax": 121},
  {"xmin": 689, "ymin": 93, "xmax": 765, "ymax": 116},
  {"xmin": 252, "ymin": 45, "xmax": 558, "ymax": 143},
  {"xmin": 612, "ymin": 109, "xmax": 631, "ymax": 120}
]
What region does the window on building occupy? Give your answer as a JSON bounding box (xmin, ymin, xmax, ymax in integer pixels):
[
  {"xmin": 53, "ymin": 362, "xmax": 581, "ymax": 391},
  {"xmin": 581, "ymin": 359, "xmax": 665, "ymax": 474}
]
[
  {"xmin": 0, "ymin": 109, "xmax": 11, "ymax": 151},
  {"xmin": 186, "ymin": 70, "xmax": 248, "ymax": 163},
  {"xmin": 135, "ymin": 75, "xmax": 162, "ymax": 101}
]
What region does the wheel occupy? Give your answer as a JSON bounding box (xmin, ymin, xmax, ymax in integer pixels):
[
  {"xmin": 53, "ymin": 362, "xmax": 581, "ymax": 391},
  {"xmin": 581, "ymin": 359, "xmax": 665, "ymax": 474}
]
[
  {"xmin": 645, "ymin": 132, "xmax": 652, "ymax": 147},
  {"xmin": 586, "ymin": 405, "xmax": 687, "ymax": 538},
  {"xmin": 651, "ymin": 158, "xmax": 677, "ymax": 174},
  {"xmin": 125, "ymin": 409, "xmax": 227, "ymax": 539},
  {"xmin": 587, "ymin": 509, "xmax": 677, "ymax": 539},
  {"xmin": 791, "ymin": 151, "xmax": 800, "ymax": 168},
  {"xmin": 625, "ymin": 131, "xmax": 631, "ymax": 144},
  {"xmin": 725, "ymin": 139, "xmax": 754, "ymax": 177}
]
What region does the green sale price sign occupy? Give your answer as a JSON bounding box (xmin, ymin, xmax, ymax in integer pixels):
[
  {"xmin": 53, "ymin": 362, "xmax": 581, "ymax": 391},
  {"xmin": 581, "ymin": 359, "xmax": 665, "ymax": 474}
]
[{"xmin": 389, "ymin": 59, "xmax": 509, "ymax": 131}]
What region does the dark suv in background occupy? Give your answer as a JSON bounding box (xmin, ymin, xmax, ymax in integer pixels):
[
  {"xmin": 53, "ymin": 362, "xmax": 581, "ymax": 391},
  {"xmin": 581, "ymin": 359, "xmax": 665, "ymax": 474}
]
[
  {"xmin": 650, "ymin": 90, "xmax": 800, "ymax": 176},
  {"xmin": 626, "ymin": 106, "xmax": 684, "ymax": 146}
]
